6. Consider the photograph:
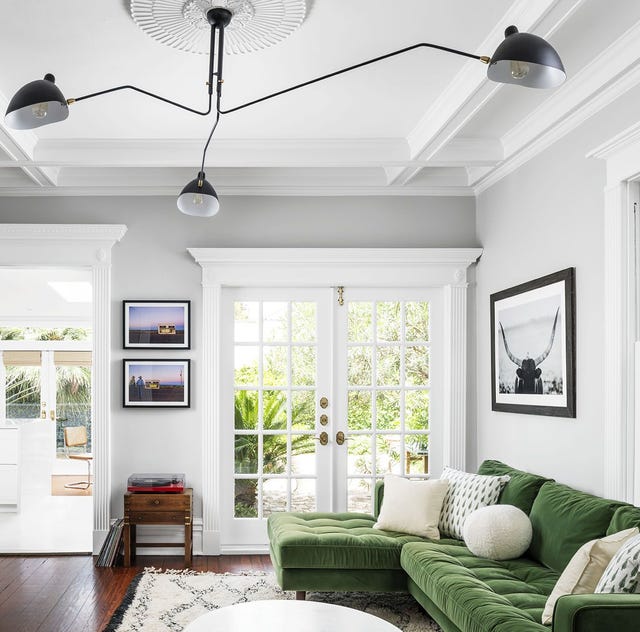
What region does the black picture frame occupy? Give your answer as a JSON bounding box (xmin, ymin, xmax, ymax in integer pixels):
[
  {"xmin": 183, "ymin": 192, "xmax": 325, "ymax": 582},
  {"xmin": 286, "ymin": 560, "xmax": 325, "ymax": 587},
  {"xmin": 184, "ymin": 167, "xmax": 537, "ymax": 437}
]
[
  {"xmin": 123, "ymin": 300, "xmax": 191, "ymax": 349},
  {"xmin": 490, "ymin": 268, "xmax": 575, "ymax": 417},
  {"xmin": 123, "ymin": 359, "xmax": 191, "ymax": 408}
]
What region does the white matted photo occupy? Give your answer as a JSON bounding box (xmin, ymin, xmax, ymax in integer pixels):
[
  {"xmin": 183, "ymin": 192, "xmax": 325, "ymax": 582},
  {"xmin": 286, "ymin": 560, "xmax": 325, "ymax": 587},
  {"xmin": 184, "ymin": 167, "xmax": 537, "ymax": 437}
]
[{"xmin": 490, "ymin": 268, "xmax": 575, "ymax": 417}]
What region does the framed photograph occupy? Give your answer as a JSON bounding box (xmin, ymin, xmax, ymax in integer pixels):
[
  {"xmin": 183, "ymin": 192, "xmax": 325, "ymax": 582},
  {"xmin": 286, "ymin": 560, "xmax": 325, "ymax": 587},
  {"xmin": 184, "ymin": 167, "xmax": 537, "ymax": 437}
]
[
  {"xmin": 123, "ymin": 359, "xmax": 190, "ymax": 408},
  {"xmin": 490, "ymin": 268, "xmax": 575, "ymax": 417},
  {"xmin": 123, "ymin": 300, "xmax": 190, "ymax": 349}
]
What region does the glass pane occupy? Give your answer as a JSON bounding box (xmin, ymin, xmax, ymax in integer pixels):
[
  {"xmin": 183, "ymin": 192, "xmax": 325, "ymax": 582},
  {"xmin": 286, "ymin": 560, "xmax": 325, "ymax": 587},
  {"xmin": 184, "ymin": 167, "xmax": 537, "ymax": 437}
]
[
  {"xmin": 56, "ymin": 365, "xmax": 92, "ymax": 455},
  {"xmin": 292, "ymin": 346, "xmax": 316, "ymax": 386},
  {"xmin": 348, "ymin": 434, "xmax": 373, "ymax": 475},
  {"xmin": 376, "ymin": 391, "xmax": 400, "ymax": 430},
  {"xmin": 234, "ymin": 479, "xmax": 258, "ymax": 518},
  {"xmin": 405, "ymin": 346, "xmax": 429, "ymax": 386},
  {"xmin": 234, "ymin": 302, "xmax": 259, "ymax": 342},
  {"xmin": 348, "ymin": 347, "xmax": 372, "ymax": 386},
  {"xmin": 5, "ymin": 365, "xmax": 40, "ymax": 419},
  {"xmin": 348, "ymin": 390, "xmax": 371, "ymax": 430},
  {"xmin": 376, "ymin": 346, "xmax": 400, "ymax": 386},
  {"xmin": 235, "ymin": 435, "xmax": 258, "ymax": 473},
  {"xmin": 376, "ymin": 302, "xmax": 400, "ymax": 342},
  {"xmin": 406, "ymin": 435, "xmax": 429, "ymax": 475},
  {"xmin": 291, "ymin": 435, "xmax": 316, "ymax": 475},
  {"xmin": 347, "ymin": 478, "xmax": 372, "ymax": 513},
  {"xmin": 348, "ymin": 302, "xmax": 372, "ymax": 342},
  {"xmin": 263, "ymin": 434, "xmax": 288, "ymax": 474},
  {"xmin": 263, "ymin": 346, "xmax": 288, "ymax": 386},
  {"xmin": 234, "ymin": 390, "xmax": 259, "ymax": 430},
  {"xmin": 291, "ymin": 479, "xmax": 316, "ymax": 512},
  {"xmin": 263, "ymin": 302, "xmax": 289, "ymax": 342},
  {"xmin": 292, "ymin": 302, "xmax": 316, "ymax": 342},
  {"xmin": 292, "ymin": 391, "xmax": 315, "ymax": 430},
  {"xmin": 376, "ymin": 434, "xmax": 402, "ymax": 475},
  {"xmin": 406, "ymin": 302, "xmax": 429, "ymax": 342},
  {"xmin": 234, "ymin": 346, "xmax": 258, "ymax": 385},
  {"xmin": 262, "ymin": 390, "xmax": 287, "ymax": 430},
  {"xmin": 406, "ymin": 390, "xmax": 430, "ymax": 431},
  {"xmin": 263, "ymin": 478, "xmax": 288, "ymax": 517}
]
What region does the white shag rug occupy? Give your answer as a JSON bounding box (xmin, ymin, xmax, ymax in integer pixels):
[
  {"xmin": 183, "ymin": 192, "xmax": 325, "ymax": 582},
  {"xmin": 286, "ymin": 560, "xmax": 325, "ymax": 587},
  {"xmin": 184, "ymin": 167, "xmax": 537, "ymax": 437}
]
[{"xmin": 104, "ymin": 569, "xmax": 442, "ymax": 632}]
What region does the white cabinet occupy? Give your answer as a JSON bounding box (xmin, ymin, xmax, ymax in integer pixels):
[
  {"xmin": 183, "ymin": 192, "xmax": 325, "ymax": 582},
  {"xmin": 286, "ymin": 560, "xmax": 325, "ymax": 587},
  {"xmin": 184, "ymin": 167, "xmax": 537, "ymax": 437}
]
[{"xmin": 0, "ymin": 427, "xmax": 19, "ymax": 511}]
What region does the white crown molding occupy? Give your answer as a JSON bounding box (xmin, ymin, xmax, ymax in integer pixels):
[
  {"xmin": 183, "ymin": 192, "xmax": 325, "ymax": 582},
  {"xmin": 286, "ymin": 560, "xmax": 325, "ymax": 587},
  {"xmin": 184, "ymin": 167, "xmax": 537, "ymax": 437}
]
[
  {"xmin": 188, "ymin": 247, "xmax": 483, "ymax": 267},
  {"xmin": 0, "ymin": 185, "xmax": 475, "ymax": 197},
  {"xmin": 474, "ymin": 19, "xmax": 640, "ymax": 194},
  {"xmin": 0, "ymin": 224, "xmax": 127, "ymax": 242}
]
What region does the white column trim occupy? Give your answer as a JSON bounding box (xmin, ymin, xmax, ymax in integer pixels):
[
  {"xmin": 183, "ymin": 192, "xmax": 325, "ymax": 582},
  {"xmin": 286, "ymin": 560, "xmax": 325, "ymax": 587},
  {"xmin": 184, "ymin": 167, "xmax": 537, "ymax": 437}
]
[
  {"xmin": 189, "ymin": 248, "xmax": 481, "ymax": 552},
  {"xmin": 590, "ymin": 126, "xmax": 640, "ymax": 503},
  {"xmin": 443, "ymin": 283, "xmax": 468, "ymax": 470},
  {"xmin": 0, "ymin": 223, "xmax": 127, "ymax": 552}
]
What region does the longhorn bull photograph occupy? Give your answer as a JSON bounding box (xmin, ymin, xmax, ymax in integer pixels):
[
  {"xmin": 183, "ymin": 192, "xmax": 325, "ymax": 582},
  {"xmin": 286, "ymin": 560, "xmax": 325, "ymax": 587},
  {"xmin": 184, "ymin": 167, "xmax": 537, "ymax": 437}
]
[{"xmin": 490, "ymin": 268, "xmax": 576, "ymax": 418}]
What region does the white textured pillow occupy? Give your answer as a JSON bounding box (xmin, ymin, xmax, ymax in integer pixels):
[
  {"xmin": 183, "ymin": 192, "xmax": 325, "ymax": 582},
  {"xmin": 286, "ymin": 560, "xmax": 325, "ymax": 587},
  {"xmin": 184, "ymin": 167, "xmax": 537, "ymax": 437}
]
[
  {"xmin": 596, "ymin": 532, "xmax": 640, "ymax": 594},
  {"xmin": 542, "ymin": 527, "xmax": 638, "ymax": 625},
  {"xmin": 373, "ymin": 475, "xmax": 449, "ymax": 539},
  {"xmin": 462, "ymin": 504, "xmax": 532, "ymax": 561},
  {"xmin": 438, "ymin": 467, "xmax": 510, "ymax": 539}
]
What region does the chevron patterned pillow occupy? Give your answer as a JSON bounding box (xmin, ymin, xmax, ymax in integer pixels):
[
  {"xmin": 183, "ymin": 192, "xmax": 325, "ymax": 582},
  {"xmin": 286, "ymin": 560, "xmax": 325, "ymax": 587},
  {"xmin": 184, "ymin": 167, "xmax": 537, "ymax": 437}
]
[
  {"xmin": 438, "ymin": 467, "xmax": 510, "ymax": 540},
  {"xmin": 595, "ymin": 533, "xmax": 640, "ymax": 594}
]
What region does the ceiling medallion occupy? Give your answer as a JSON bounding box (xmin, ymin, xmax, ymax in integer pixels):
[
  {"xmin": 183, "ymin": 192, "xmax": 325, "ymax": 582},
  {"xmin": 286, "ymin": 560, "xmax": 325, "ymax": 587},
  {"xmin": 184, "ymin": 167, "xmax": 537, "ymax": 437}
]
[{"xmin": 130, "ymin": 0, "xmax": 307, "ymax": 55}]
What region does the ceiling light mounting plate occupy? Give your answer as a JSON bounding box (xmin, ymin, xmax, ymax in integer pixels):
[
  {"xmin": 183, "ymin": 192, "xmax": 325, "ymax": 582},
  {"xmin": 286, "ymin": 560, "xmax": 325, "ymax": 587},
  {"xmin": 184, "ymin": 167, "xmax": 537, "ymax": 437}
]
[{"xmin": 207, "ymin": 7, "xmax": 233, "ymax": 27}]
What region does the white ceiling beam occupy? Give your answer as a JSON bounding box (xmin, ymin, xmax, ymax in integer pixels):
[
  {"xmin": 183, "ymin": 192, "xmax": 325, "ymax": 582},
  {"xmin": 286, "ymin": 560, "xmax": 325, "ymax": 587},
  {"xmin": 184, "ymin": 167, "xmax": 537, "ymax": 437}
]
[
  {"xmin": 388, "ymin": 0, "xmax": 582, "ymax": 186},
  {"xmin": 474, "ymin": 17, "xmax": 640, "ymax": 192}
]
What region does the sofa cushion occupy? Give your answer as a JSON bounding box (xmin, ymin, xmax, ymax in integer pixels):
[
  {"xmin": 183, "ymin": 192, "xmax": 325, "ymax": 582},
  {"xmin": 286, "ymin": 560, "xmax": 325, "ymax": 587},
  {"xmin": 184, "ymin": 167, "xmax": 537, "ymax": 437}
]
[
  {"xmin": 528, "ymin": 482, "xmax": 625, "ymax": 573},
  {"xmin": 607, "ymin": 505, "xmax": 640, "ymax": 535},
  {"xmin": 477, "ymin": 460, "xmax": 552, "ymax": 515},
  {"xmin": 268, "ymin": 512, "xmax": 463, "ymax": 570},
  {"xmin": 401, "ymin": 541, "xmax": 556, "ymax": 632}
]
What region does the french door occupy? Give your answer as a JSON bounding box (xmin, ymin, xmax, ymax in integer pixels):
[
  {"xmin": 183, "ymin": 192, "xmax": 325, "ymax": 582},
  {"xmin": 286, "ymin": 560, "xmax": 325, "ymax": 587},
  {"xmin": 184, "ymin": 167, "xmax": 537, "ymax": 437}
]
[{"xmin": 220, "ymin": 286, "xmax": 441, "ymax": 548}]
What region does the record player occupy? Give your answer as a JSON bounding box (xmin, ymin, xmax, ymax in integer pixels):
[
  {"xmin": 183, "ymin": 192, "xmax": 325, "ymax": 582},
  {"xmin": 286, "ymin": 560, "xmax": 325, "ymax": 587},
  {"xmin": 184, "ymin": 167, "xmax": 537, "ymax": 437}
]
[{"xmin": 127, "ymin": 473, "xmax": 185, "ymax": 493}]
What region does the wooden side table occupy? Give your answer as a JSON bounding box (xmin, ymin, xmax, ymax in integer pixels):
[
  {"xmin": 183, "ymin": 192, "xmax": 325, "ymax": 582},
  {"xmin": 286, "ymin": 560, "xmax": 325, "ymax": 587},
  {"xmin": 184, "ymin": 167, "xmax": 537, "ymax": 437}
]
[{"xmin": 123, "ymin": 488, "xmax": 193, "ymax": 566}]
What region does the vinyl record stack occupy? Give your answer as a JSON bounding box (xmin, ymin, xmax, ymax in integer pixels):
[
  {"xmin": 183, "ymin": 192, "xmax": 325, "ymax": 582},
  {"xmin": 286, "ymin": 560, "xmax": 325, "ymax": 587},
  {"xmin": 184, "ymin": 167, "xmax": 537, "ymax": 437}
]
[{"xmin": 96, "ymin": 518, "xmax": 125, "ymax": 567}]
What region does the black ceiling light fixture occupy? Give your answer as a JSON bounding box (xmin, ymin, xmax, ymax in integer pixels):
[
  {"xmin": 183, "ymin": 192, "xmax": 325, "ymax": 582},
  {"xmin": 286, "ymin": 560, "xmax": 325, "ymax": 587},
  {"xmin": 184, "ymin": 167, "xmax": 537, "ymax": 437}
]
[{"xmin": 4, "ymin": 9, "xmax": 565, "ymax": 217}]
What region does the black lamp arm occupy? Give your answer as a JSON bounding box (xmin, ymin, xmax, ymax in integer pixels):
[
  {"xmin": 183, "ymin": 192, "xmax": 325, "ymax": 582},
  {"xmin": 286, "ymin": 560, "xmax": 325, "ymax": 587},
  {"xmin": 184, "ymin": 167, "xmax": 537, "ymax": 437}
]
[
  {"xmin": 67, "ymin": 20, "xmax": 226, "ymax": 116},
  {"xmin": 218, "ymin": 42, "xmax": 489, "ymax": 115}
]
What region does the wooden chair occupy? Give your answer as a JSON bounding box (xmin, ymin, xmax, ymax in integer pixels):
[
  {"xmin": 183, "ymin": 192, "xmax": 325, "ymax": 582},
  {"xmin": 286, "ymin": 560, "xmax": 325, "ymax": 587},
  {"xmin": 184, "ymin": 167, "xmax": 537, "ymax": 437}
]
[{"xmin": 63, "ymin": 426, "xmax": 93, "ymax": 489}]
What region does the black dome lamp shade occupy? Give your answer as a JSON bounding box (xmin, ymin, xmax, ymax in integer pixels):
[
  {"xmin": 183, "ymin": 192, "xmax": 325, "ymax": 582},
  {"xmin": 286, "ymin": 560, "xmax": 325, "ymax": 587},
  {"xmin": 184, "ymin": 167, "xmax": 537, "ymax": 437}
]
[
  {"xmin": 5, "ymin": 73, "xmax": 69, "ymax": 130},
  {"xmin": 177, "ymin": 171, "xmax": 219, "ymax": 217},
  {"xmin": 487, "ymin": 26, "xmax": 565, "ymax": 88}
]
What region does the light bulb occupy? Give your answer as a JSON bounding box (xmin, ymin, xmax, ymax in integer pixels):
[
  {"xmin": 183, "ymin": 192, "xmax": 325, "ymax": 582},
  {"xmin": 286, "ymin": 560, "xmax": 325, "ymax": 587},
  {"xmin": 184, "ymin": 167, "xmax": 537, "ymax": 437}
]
[
  {"xmin": 510, "ymin": 61, "xmax": 530, "ymax": 80},
  {"xmin": 31, "ymin": 102, "xmax": 49, "ymax": 119},
  {"xmin": 193, "ymin": 193, "xmax": 204, "ymax": 206}
]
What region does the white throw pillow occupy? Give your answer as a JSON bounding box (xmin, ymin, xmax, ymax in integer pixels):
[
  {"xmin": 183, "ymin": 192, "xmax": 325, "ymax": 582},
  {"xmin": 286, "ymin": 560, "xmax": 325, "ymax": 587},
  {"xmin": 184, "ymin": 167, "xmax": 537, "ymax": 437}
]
[
  {"xmin": 373, "ymin": 474, "xmax": 449, "ymax": 539},
  {"xmin": 542, "ymin": 527, "xmax": 639, "ymax": 625},
  {"xmin": 596, "ymin": 532, "xmax": 640, "ymax": 594},
  {"xmin": 438, "ymin": 467, "xmax": 510, "ymax": 540},
  {"xmin": 462, "ymin": 504, "xmax": 532, "ymax": 561}
]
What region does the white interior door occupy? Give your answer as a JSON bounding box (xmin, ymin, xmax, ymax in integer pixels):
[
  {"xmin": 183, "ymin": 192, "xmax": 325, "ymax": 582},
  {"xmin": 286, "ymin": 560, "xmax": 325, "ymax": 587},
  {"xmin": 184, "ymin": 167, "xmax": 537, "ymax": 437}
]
[
  {"xmin": 220, "ymin": 288, "xmax": 332, "ymax": 547},
  {"xmin": 333, "ymin": 288, "xmax": 442, "ymax": 514}
]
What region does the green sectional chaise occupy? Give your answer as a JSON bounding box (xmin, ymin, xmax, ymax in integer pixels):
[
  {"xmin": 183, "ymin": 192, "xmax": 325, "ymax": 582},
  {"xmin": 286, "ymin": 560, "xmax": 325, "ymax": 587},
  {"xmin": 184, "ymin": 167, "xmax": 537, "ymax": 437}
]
[{"xmin": 267, "ymin": 460, "xmax": 640, "ymax": 632}]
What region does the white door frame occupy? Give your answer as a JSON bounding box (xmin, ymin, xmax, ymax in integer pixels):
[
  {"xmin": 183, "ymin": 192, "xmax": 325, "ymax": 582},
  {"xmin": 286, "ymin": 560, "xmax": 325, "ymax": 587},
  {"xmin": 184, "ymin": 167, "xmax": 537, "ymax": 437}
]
[
  {"xmin": 189, "ymin": 247, "xmax": 482, "ymax": 554},
  {"xmin": 590, "ymin": 124, "xmax": 640, "ymax": 504},
  {"xmin": 0, "ymin": 224, "xmax": 127, "ymax": 552}
]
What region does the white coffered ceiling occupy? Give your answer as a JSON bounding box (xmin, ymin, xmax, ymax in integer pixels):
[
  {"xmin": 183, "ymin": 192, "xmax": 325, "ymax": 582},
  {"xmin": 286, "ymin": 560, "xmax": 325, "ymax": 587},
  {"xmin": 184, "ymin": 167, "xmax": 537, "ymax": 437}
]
[{"xmin": 0, "ymin": 0, "xmax": 639, "ymax": 198}]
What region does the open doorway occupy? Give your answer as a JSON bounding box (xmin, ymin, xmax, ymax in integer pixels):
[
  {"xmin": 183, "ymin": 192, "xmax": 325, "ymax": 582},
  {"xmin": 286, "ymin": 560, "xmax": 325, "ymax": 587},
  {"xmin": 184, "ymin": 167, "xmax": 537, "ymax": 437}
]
[{"xmin": 0, "ymin": 268, "xmax": 92, "ymax": 553}]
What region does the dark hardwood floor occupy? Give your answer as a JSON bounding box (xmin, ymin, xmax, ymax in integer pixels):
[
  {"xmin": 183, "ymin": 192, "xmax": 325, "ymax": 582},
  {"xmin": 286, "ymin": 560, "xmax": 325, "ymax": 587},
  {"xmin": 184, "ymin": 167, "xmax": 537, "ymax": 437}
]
[{"xmin": 0, "ymin": 554, "xmax": 273, "ymax": 632}]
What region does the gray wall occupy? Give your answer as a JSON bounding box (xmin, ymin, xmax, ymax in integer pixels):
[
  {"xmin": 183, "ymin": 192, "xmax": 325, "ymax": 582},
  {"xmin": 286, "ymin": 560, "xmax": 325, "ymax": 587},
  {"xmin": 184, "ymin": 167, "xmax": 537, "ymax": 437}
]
[
  {"xmin": 0, "ymin": 194, "xmax": 477, "ymax": 518},
  {"xmin": 475, "ymin": 84, "xmax": 640, "ymax": 495}
]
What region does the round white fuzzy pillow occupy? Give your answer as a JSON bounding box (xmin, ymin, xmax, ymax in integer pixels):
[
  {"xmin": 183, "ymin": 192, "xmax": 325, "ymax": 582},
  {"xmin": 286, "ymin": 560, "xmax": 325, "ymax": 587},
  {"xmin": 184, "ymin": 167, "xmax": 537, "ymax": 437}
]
[{"xmin": 462, "ymin": 504, "xmax": 532, "ymax": 560}]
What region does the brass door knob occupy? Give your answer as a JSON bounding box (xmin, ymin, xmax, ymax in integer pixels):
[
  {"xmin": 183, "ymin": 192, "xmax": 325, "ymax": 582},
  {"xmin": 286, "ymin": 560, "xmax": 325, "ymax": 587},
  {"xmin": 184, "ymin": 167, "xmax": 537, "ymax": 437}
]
[
  {"xmin": 336, "ymin": 431, "xmax": 347, "ymax": 446},
  {"xmin": 314, "ymin": 431, "xmax": 329, "ymax": 446}
]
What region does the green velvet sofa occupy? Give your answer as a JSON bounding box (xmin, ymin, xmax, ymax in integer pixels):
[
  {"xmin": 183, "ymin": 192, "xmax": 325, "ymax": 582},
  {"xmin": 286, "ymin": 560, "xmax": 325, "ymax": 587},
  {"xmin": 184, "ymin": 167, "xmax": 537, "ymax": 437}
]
[{"xmin": 267, "ymin": 460, "xmax": 640, "ymax": 631}]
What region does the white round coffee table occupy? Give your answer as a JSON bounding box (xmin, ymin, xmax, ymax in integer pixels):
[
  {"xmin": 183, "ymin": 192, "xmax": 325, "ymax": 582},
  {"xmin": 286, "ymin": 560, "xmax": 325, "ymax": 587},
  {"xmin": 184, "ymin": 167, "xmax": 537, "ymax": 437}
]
[{"xmin": 183, "ymin": 599, "xmax": 401, "ymax": 632}]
